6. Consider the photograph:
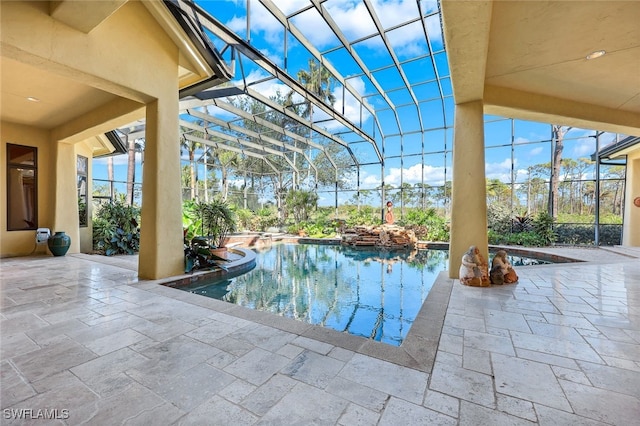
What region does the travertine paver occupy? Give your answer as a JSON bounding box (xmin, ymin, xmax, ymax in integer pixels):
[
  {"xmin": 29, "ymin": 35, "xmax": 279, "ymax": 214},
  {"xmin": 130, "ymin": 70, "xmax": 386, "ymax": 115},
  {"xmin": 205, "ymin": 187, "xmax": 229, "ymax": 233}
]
[
  {"xmin": 340, "ymin": 354, "xmax": 428, "ymax": 404},
  {"xmin": 491, "ymin": 353, "xmax": 571, "ymax": 411},
  {"xmin": 281, "ymin": 350, "xmax": 345, "ymax": 388},
  {"xmin": 1, "ymin": 250, "xmax": 639, "ymax": 424},
  {"xmin": 257, "ymin": 381, "xmax": 349, "ymax": 425},
  {"xmin": 325, "ymin": 376, "xmax": 388, "ymax": 412},
  {"xmin": 430, "ymin": 361, "xmax": 496, "ymax": 408},
  {"xmin": 378, "ymin": 397, "xmax": 456, "ymax": 425}
]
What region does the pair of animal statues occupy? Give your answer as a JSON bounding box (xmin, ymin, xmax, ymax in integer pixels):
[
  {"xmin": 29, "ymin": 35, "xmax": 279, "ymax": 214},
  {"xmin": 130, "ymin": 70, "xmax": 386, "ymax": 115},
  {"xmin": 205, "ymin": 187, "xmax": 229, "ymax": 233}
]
[{"xmin": 459, "ymin": 246, "xmax": 518, "ymax": 287}]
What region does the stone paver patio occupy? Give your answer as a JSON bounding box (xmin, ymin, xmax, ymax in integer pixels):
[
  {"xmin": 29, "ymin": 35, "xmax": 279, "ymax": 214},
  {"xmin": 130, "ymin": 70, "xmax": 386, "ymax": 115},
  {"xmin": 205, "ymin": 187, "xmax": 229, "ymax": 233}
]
[{"xmin": 1, "ymin": 246, "xmax": 639, "ymax": 425}]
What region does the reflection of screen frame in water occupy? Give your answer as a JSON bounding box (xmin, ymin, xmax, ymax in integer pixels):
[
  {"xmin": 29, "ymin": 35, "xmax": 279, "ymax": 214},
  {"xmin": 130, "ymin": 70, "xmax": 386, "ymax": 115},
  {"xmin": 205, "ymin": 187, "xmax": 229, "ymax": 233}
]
[{"xmin": 177, "ymin": 244, "xmax": 550, "ymax": 346}]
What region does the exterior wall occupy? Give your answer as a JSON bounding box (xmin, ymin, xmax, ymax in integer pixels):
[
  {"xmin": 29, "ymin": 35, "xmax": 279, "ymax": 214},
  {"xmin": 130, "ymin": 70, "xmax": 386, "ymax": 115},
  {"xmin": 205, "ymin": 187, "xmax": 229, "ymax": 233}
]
[
  {"xmin": 623, "ymin": 150, "xmax": 640, "ymax": 246},
  {"xmin": 1, "ymin": 1, "xmax": 188, "ymax": 277},
  {"xmin": 1, "ymin": 124, "xmax": 99, "ymax": 257},
  {"xmin": 1, "ymin": 122, "xmax": 54, "ymax": 257}
]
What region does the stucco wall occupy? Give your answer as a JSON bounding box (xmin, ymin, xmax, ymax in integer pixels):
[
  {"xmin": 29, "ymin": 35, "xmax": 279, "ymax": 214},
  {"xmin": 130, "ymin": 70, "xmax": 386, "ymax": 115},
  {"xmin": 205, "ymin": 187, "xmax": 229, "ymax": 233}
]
[
  {"xmin": 623, "ymin": 150, "xmax": 640, "ymax": 246},
  {"xmin": 1, "ymin": 1, "xmax": 189, "ymax": 277},
  {"xmin": 1, "ymin": 1, "xmax": 177, "ymax": 112},
  {"xmin": 1, "ymin": 122, "xmax": 54, "ymax": 257},
  {"xmin": 0, "ymin": 123, "xmax": 99, "ymax": 257}
]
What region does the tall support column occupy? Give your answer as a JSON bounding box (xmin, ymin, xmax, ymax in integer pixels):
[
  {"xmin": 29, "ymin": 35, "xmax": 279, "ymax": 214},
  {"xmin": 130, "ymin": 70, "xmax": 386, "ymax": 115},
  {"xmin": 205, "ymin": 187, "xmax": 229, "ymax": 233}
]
[
  {"xmin": 52, "ymin": 141, "xmax": 80, "ymax": 253},
  {"xmin": 138, "ymin": 96, "xmax": 183, "ymax": 279},
  {"xmin": 623, "ymin": 156, "xmax": 640, "ymax": 246},
  {"xmin": 448, "ymin": 100, "xmax": 488, "ymax": 278}
]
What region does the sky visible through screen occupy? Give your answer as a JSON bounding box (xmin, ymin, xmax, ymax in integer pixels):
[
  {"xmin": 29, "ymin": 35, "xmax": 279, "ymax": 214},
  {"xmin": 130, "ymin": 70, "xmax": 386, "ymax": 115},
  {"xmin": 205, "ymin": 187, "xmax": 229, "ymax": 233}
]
[{"xmin": 92, "ymin": 0, "xmax": 624, "ymax": 207}]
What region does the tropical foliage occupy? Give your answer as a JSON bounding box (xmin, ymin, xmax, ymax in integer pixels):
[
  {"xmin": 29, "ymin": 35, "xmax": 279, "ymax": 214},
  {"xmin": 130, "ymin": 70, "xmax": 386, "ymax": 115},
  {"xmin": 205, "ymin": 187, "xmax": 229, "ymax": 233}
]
[
  {"xmin": 285, "ymin": 189, "xmax": 318, "ymax": 223},
  {"xmin": 183, "ymin": 198, "xmax": 237, "ymax": 249},
  {"xmin": 400, "ymin": 208, "xmax": 450, "ymax": 242},
  {"xmin": 92, "ymin": 198, "xmax": 140, "ymax": 255}
]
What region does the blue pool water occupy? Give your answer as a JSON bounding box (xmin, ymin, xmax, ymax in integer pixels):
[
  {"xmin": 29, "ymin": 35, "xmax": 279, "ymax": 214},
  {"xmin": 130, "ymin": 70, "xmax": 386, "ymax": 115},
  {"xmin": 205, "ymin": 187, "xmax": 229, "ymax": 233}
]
[{"xmin": 178, "ymin": 244, "xmax": 549, "ymax": 346}]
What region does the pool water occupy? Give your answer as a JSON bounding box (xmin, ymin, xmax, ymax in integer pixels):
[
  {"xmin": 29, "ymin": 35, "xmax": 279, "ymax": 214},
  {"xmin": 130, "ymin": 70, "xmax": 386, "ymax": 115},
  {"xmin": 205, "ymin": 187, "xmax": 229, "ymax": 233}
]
[{"xmin": 178, "ymin": 244, "xmax": 548, "ymax": 346}]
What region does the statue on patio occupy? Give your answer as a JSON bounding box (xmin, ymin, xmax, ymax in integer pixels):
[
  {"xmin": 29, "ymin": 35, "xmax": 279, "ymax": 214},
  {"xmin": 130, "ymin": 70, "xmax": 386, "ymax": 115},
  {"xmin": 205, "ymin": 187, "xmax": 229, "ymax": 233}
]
[
  {"xmin": 459, "ymin": 245, "xmax": 490, "ymax": 287},
  {"xmin": 385, "ymin": 201, "xmax": 395, "ymax": 225},
  {"xmin": 490, "ymin": 250, "xmax": 518, "ymax": 284}
]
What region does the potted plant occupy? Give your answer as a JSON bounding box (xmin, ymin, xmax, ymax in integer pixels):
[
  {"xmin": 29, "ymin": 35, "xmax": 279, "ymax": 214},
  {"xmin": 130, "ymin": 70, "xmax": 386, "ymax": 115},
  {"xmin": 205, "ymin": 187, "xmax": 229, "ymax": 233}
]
[
  {"xmin": 182, "ymin": 199, "xmax": 237, "ymax": 273},
  {"xmin": 198, "ymin": 198, "xmax": 237, "ymax": 250}
]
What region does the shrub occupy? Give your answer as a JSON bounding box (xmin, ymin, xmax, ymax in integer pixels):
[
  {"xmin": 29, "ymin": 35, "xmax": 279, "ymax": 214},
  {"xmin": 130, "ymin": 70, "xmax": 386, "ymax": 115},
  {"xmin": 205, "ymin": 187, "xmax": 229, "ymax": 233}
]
[
  {"xmin": 345, "ymin": 205, "xmax": 380, "ymax": 227},
  {"xmin": 598, "ymin": 224, "xmax": 622, "ymax": 245},
  {"xmin": 254, "ymin": 207, "xmax": 278, "ymax": 231},
  {"xmin": 401, "ymin": 208, "xmax": 450, "ymax": 242},
  {"xmin": 508, "ymin": 231, "xmax": 546, "ymax": 246},
  {"xmin": 533, "ymin": 211, "xmax": 556, "ymax": 245},
  {"xmin": 512, "ymin": 213, "xmax": 534, "ymax": 233},
  {"xmin": 553, "ymin": 223, "xmax": 622, "ymax": 246},
  {"xmin": 236, "ymin": 208, "xmax": 254, "ymax": 231},
  {"xmin": 92, "ymin": 200, "xmax": 140, "ymax": 255},
  {"xmin": 554, "ymin": 223, "xmax": 592, "ymax": 245},
  {"xmin": 285, "ymin": 189, "xmax": 318, "ymax": 223},
  {"xmin": 487, "ymin": 204, "xmax": 512, "ymax": 234}
]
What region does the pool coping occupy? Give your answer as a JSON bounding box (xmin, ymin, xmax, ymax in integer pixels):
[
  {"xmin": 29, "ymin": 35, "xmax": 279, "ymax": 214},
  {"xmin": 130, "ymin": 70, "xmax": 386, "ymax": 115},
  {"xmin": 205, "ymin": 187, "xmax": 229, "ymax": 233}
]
[{"xmin": 155, "ymin": 239, "xmax": 575, "ymax": 373}]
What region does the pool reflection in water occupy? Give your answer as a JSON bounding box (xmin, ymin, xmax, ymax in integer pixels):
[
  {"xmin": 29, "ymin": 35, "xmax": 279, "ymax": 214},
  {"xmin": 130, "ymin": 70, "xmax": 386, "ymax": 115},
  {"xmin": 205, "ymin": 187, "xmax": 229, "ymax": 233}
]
[
  {"xmin": 183, "ymin": 244, "xmax": 448, "ymax": 346},
  {"xmin": 179, "ymin": 244, "xmax": 549, "ymax": 346}
]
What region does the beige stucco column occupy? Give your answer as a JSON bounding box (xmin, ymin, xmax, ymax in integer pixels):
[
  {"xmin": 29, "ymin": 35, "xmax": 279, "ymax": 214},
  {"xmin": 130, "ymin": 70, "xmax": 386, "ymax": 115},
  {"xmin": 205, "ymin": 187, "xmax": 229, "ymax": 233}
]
[
  {"xmin": 448, "ymin": 100, "xmax": 488, "ymax": 278},
  {"xmin": 52, "ymin": 141, "xmax": 80, "ymax": 254},
  {"xmin": 138, "ymin": 95, "xmax": 183, "ymax": 279},
  {"xmin": 623, "ymin": 154, "xmax": 640, "ymax": 246}
]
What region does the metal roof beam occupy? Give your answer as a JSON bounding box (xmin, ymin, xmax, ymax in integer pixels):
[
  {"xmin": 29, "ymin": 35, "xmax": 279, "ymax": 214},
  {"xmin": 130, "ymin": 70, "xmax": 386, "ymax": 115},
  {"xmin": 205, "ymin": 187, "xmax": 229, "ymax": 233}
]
[
  {"xmin": 182, "ymin": 111, "xmax": 319, "ymax": 178},
  {"xmin": 187, "ymin": 109, "xmax": 306, "ymax": 154},
  {"xmin": 362, "ymin": 0, "xmax": 424, "ymax": 133},
  {"xmin": 194, "ymin": 89, "xmax": 355, "ymax": 170},
  {"xmin": 181, "ymin": 97, "xmax": 329, "ymax": 153},
  {"xmin": 183, "ymin": 126, "xmax": 299, "ymax": 173},
  {"xmin": 183, "ymin": 133, "xmax": 281, "ymax": 174},
  {"xmin": 306, "ymin": 0, "xmax": 397, "ymax": 138},
  {"xmin": 178, "ymin": 0, "xmax": 381, "ymax": 163},
  {"xmin": 259, "ymin": 0, "xmax": 378, "ymax": 123}
]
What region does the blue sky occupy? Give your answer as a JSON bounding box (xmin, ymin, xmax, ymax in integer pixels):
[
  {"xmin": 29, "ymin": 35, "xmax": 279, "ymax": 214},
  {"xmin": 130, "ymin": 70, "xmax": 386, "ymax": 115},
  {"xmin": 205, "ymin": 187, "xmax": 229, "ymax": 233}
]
[{"xmin": 93, "ymin": 0, "xmax": 624, "ymax": 206}]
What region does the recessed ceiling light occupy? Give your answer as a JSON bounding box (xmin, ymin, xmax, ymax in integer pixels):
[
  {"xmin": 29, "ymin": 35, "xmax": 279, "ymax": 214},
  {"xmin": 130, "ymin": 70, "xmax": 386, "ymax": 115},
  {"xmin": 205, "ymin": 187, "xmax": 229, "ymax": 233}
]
[
  {"xmin": 26, "ymin": 96, "xmax": 40, "ymax": 102},
  {"xmin": 586, "ymin": 50, "xmax": 606, "ymax": 60}
]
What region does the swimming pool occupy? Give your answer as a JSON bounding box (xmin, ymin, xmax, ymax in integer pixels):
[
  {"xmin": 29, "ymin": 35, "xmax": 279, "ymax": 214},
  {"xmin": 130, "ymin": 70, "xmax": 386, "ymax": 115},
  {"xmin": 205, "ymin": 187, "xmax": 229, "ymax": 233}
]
[{"xmin": 175, "ymin": 243, "xmax": 550, "ymax": 346}]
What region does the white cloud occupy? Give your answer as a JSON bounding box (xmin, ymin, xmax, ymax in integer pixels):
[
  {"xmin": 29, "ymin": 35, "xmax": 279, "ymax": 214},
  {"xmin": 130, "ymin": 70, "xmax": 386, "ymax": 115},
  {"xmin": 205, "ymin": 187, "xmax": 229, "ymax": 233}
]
[
  {"xmin": 330, "ymin": 77, "xmax": 373, "ymax": 129},
  {"xmin": 485, "ymin": 158, "xmax": 514, "ymax": 181},
  {"xmin": 325, "ymin": 2, "xmax": 377, "ymax": 43},
  {"xmin": 225, "ymin": 15, "xmax": 246, "ymax": 34},
  {"xmin": 359, "ymin": 162, "xmax": 446, "ymax": 188},
  {"xmin": 227, "ymin": 1, "xmax": 440, "ymax": 56},
  {"xmin": 359, "ymin": 173, "xmax": 380, "ymax": 187},
  {"xmin": 529, "ymin": 146, "xmax": 543, "ymax": 156},
  {"xmin": 93, "ymin": 152, "xmax": 140, "ymax": 167},
  {"xmin": 572, "ymin": 141, "xmax": 595, "ymax": 157}
]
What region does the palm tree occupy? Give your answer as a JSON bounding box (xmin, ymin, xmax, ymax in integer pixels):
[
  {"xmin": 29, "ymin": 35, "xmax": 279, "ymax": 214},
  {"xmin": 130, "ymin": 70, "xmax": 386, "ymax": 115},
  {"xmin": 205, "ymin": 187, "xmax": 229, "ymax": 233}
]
[
  {"xmin": 213, "ymin": 149, "xmax": 240, "ymax": 201},
  {"xmin": 180, "ymin": 129, "xmax": 201, "ymax": 201},
  {"xmin": 288, "ymin": 60, "xmax": 337, "ymax": 188},
  {"xmin": 295, "ymin": 59, "xmax": 336, "ymax": 118}
]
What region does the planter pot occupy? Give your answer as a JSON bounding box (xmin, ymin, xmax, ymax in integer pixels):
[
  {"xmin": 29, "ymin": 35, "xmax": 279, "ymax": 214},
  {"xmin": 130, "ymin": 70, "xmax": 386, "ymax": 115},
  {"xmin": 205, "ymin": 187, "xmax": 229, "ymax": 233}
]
[
  {"xmin": 48, "ymin": 231, "xmax": 71, "ymax": 256},
  {"xmin": 210, "ymin": 247, "xmax": 228, "ymax": 260}
]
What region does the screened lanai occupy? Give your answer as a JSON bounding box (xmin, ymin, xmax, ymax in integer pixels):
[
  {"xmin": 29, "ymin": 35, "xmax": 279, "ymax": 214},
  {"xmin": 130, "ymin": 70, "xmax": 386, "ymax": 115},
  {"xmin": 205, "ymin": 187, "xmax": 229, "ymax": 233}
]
[
  {"xmin": 108, "ymin": 0, "xmax": 454, "ymax": 213},
  {"xmin": 103, "ymin": 0, "xmax": 628, "ymax": 236}
]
